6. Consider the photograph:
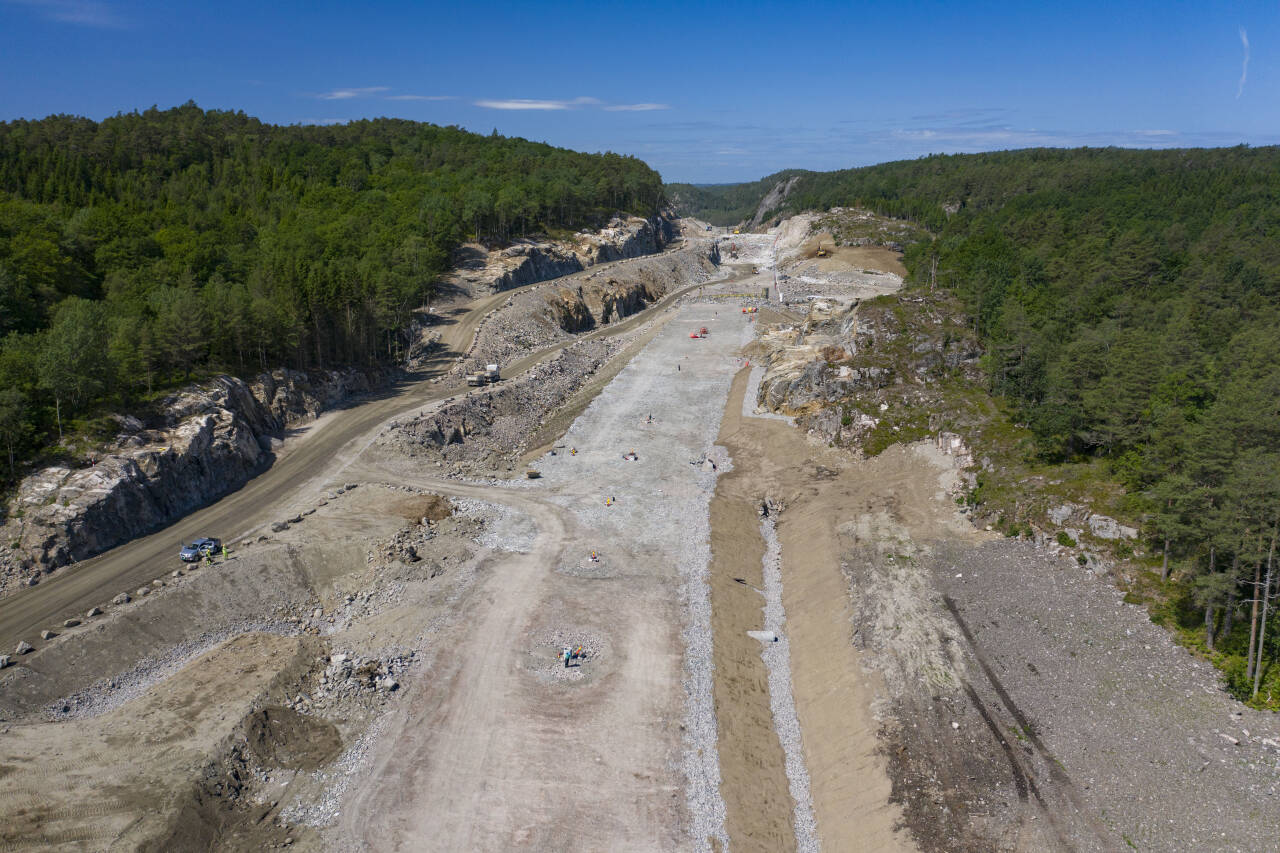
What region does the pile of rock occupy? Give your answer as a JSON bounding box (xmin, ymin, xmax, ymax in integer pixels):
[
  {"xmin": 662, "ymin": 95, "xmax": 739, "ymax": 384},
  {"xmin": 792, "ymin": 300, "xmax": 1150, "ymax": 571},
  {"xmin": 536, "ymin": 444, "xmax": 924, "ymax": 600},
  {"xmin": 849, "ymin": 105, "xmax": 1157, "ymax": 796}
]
[
  {"xmin": 301, "ymin": 650, "xmax": 416, "ymax": 710},
  {"xmin": 383, "ymin": 337, "xmax": 622, "ymax": 474}
]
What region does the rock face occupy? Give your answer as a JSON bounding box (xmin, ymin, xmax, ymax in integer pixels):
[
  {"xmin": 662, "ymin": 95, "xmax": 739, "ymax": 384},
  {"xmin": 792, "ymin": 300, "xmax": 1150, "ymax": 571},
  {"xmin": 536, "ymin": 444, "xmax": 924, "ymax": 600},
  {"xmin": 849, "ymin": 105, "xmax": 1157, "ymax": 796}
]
[
  {"xmin": 0, "ymin": 367, "xmax": 387, "ymax": 595},
  {"xmin": 461, "ymin": 240, "xmax": 720, "ymax": 372},
  {"xmin": 748, "ymin": 175, "xmax": 800, "ymax": 229},
  {"xmin": 443, "ymin": 213, "xmax": 676, "ymax": 297},
  {"xmin": 756, "ymin": 297, "xmax": 983, "ymax": 444}
]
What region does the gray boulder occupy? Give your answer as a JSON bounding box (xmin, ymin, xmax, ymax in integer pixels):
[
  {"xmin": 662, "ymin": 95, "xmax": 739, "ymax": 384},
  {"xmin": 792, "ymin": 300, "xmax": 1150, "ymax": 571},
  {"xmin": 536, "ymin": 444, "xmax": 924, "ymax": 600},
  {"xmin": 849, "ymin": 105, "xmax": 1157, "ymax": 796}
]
[{"xmin": 1088, "ymin": 514, "xmax": 1137, "ymax": 540}]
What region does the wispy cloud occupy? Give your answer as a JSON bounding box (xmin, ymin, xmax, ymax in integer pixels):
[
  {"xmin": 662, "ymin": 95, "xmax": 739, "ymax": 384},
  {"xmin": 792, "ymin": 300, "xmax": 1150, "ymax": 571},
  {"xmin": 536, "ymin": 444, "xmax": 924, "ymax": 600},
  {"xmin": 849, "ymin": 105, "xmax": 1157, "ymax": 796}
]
[
  {"xmin": 316, "ymin": 86, "xmax": 389, "ymax": 100},
  {"xmin": 385, "ymin": 94, "xmax": 455, "ymax": 102},
  {"xmin": 473, "ymin": 96, "xmax": 667, "ymax": 112},
  {"xmin": 1237, "ymin": 26, "xmax": 1250, "ymax": 98},
  {"xmin": 474, "ymin": 96, "xmax": 602, "ymax": 110},
  {"xmin": 604, "ymin": 103, "xmax": 670, "ymax": 112},
  {"xmin": 297, "ymin": 118, "xmax": 348, "ymax": 126},
  {"xmin": 5, "ymin": 0, "xmax": 124, "ymax": 28}
]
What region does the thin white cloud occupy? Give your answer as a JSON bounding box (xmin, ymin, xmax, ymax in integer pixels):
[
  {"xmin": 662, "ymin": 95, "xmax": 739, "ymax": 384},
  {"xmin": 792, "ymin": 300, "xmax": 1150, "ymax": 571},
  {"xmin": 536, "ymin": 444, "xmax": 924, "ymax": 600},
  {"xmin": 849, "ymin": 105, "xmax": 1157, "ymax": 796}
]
[
  {"xmin": 1237, "ymin": 26, "xmax": 1250, "ymax": 98},
  {"xmin": 475, "ymin": 99, "xmax": 572, "ymax": 110},
  {"xmin": 475, "ymin": 96, "xmax": 665, "ymax": 111},
  {"xmin": 604, "ymin": 103, "xmax": 670, "ymax": 112},
  {"xmin": 297, "ymin": 118, "xmax": 348, "ymax": 126},
  {"xmin": 5, "ymin": 0, "xmax": 123, "ymax": 28},
  {"xmin": 317, "ymin": 87, "xmax": 389, "ymax": 100},
  {"xmin": 385, "ymin": 94, "xmax": 455, "ymax": 101}
]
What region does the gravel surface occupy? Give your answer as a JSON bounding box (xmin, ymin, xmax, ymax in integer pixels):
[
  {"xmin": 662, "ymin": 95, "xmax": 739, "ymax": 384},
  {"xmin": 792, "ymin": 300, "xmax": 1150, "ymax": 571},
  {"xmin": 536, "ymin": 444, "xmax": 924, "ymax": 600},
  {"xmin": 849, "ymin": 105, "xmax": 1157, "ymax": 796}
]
[
  {"xmin": 451, "ymin": 497, "xmax": 536, "ymax": 552},
  {"xmin": 758, "ymin": 517, "xmax": 819, "ymax": 853},
  {"xmin": 42, "ymin": 618, "xmax": 302, "ymax": 720},
  {"xmin": 932, "ymin": 538, "xmax": 1280, "ymax": 852},
  {"xmin": 532, "ymin": 304, "xmax": 744, "ymax": 850}
]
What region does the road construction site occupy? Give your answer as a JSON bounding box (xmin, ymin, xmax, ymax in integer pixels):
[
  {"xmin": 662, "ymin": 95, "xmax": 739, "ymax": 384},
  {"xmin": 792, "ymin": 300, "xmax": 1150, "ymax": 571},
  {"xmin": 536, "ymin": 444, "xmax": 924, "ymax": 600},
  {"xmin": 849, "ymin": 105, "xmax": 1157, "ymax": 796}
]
[{"xmin": 2, "ymin": 218, "xmax": 1278, "ymax": 852}]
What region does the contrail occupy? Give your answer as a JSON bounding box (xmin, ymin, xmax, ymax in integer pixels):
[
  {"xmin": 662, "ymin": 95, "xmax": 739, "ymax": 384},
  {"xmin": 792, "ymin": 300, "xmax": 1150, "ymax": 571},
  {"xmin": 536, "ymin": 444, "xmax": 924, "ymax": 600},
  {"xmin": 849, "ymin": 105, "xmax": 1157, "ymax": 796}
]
[{"xmin": 1237, "ymin": 26, "xmax": 1250, "ymax": 98}]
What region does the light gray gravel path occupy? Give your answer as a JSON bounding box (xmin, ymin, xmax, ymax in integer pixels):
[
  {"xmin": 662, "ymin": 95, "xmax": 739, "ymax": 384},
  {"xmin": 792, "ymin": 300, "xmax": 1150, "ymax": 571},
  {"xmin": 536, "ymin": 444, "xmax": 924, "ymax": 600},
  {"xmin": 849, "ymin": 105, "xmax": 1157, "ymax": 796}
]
[
  {"xmin": 759, "ymin": 517, "xmax": 819, "ymax": 853},
  {"xmin": 533, "ymin": 303, "xmax": 746, "ymax": 850}
]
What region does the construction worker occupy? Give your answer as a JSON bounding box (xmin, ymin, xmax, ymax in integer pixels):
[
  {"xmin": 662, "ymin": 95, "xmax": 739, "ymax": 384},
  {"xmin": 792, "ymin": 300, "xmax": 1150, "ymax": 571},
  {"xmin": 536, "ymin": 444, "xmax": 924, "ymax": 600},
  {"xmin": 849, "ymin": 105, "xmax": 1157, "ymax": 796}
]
[
  {"xmin": 221, "ymin": 543, "xmax": 229, "ymax": 561},
  {"xmin": 562, "ymin": 647, "xmax": 572, "ymax": 668}
]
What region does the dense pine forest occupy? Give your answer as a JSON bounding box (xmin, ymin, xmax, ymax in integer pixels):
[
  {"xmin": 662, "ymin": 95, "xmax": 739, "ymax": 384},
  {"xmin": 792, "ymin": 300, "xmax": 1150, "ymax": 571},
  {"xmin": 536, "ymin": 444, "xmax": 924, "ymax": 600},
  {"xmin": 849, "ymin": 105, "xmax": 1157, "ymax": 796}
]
[
  {"xmin": 680, "ymin": 147, "xmax": 1280, "ymax": 704},
  {"xmin": 0, "ymin": 103, "xmax": 663, "ymax": 475}
]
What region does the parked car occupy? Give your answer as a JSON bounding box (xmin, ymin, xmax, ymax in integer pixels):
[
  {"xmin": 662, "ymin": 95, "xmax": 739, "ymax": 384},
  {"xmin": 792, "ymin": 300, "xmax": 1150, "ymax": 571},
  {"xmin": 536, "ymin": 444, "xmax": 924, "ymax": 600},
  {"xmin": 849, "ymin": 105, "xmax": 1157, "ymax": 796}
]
[{"xmin": 180, "ymin": 537, "xmax": 221, "ymax": 562}]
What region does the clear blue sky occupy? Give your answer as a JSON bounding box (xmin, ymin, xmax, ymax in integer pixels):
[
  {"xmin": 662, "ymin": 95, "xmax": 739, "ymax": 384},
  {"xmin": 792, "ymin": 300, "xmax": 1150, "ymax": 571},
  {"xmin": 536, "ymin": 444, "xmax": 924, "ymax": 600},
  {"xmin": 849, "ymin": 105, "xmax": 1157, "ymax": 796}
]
[{"xmin": 1, "ymin": 0, "xmax": 1276, "ymax": 182}]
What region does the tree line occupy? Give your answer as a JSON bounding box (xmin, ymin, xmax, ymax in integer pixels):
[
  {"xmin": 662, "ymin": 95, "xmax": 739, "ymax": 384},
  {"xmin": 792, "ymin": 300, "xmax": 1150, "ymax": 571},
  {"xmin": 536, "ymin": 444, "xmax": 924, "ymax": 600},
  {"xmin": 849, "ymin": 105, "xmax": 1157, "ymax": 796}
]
[
  {"xmin": 0, "ymin": 102, "xmax": 664, "ymax": 477},
  {"xmin": 684, "ymin": 146, "xmax": 1280, "ymax": 704}
]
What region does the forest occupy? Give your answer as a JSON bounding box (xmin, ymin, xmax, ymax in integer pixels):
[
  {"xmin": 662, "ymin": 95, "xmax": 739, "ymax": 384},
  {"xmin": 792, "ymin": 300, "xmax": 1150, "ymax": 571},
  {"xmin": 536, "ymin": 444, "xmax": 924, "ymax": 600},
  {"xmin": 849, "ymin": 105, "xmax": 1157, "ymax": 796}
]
[
  {"xmin": 0, "ymin": 103, "xmax": 664, "ymax": 476},
  {"xmin": 679, "ymin": 147, "xmax": 1280, "ymax": 705}
]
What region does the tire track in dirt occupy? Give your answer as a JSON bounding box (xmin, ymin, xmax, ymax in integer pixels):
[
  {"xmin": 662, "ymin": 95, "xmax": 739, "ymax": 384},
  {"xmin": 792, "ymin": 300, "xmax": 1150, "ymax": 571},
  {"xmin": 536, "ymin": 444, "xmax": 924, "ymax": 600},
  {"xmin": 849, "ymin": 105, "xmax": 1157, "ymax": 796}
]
[{"xmin": 944, "ymin": 595, "xmax": 1119, "ymax": 851}]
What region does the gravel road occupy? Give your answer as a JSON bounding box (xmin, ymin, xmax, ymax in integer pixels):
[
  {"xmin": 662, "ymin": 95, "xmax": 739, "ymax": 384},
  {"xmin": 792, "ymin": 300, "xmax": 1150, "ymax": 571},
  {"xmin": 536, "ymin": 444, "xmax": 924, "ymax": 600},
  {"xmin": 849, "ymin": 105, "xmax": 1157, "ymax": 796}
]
[{"xmin": 330, "ymin": 302, "xmax": 747, "ymax": 851}]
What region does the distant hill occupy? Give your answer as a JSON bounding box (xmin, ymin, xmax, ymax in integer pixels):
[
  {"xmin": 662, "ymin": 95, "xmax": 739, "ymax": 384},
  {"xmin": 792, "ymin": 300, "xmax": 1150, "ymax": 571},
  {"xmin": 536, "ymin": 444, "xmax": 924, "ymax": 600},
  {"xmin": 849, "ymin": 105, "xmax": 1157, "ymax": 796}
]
[{"xmin": 666, "ymin": 170, "xmax": 809, "ymax": 226}]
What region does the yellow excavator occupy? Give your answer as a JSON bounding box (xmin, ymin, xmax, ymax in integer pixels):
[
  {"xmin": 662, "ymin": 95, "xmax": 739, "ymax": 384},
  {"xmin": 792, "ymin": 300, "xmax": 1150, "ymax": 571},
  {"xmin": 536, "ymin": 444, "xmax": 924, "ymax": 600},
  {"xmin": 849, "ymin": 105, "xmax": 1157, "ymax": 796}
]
[{"xmin": 816, "ymin": 242, "xmax": 829, "ymax": 258}]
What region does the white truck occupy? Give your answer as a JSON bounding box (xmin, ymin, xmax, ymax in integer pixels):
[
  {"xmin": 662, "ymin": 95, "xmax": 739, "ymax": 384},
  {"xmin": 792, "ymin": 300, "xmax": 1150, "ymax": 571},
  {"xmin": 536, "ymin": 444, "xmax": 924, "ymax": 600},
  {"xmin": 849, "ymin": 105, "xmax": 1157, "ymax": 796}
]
[{"xmin": 466, "ymin": 363, "xmax": 501, "ymax": 386}]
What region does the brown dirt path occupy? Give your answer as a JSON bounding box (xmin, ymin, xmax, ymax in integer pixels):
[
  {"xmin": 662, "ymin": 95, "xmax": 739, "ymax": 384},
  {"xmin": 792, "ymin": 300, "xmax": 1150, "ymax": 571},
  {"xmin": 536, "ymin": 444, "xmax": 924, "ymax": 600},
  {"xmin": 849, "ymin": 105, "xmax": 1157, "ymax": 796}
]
[
  {"xmin": 716, "ymin": 367, "xmax": 917, "ymax": 852},
  {"xmin": 707, "ymin": 432, "xmax": 795, "ymax": 852}
]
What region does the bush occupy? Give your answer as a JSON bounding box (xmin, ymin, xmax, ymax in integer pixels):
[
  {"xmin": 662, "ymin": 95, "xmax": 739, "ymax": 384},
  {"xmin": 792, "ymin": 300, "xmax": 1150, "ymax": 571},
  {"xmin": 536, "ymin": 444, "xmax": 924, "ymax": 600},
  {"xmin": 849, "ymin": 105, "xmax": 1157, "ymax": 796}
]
[{"xmin": 1056, "ymin": 530, "xmax": 1077, "ymax": 547}]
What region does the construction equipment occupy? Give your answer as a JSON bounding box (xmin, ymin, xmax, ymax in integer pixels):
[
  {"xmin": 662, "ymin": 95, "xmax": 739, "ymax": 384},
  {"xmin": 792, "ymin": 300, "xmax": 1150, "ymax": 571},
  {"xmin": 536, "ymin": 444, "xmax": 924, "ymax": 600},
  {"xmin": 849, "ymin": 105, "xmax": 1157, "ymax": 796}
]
[
  {"xmin": 816, "ymin": 242, "xmax": 829, "ymax": 258},
  {"xmin": 700, "ymin": 326, "xmax": 709, "ymax": 336},
  {"xmin": 466, "ymin": 363, "xmax": 502, "ymax": 386}
]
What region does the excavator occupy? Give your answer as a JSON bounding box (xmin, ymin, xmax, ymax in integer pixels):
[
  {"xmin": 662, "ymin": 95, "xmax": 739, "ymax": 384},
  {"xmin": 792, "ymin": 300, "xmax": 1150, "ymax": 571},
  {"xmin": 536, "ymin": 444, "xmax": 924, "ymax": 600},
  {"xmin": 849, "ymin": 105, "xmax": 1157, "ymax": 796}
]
[{"xmin": 816, "ymin": 242, "xmax": 829, "ymax": 258}]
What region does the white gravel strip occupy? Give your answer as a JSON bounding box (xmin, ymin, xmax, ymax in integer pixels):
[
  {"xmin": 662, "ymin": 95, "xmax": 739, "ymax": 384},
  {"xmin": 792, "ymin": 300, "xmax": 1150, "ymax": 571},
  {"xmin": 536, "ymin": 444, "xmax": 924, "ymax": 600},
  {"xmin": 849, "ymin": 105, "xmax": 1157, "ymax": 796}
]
[
  {"xmin": 679, "ymin": 467, "xmax": 731, "ymax": 853},
  {"xmin": 759, "ymin": 517, "xmax": 819, "ymax": 851}
]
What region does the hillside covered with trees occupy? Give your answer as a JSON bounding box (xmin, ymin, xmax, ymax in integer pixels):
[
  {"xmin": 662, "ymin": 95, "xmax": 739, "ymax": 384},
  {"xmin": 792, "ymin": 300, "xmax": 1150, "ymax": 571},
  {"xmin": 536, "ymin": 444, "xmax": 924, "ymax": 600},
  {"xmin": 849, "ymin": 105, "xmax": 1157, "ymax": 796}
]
[
  {"xmin": 666, "ymin": 171, "xmax": 807, "ymax": 226},
  {"xmin": 0, "ymin": 103, "xmax": 663, "ymax": 476},
  {"xmin": 690, "ymin": 147, "xmax": 1280, "ymax": 705}
]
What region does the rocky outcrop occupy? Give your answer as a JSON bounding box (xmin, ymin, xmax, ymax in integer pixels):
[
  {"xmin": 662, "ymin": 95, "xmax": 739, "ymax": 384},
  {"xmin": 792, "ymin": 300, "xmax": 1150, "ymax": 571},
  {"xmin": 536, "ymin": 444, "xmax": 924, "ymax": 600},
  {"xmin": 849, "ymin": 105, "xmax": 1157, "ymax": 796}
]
[
  {"xmin": 444, "ymin": 212, "xmax": 676, "ymax": 297},
  {"xmin": 0, "ymin": 367, "xmax": 388, "ymax": 595},
  {"xmin": 756, "ymin": 296, "xmax": 983, "ymax": 445},
  {"xmin": 461, "ymin": 240, "xmax": 721, "ymax": 371},
  {"xmin": 749, "ymin": 176, "xmax": 800, "ymax": 229}
]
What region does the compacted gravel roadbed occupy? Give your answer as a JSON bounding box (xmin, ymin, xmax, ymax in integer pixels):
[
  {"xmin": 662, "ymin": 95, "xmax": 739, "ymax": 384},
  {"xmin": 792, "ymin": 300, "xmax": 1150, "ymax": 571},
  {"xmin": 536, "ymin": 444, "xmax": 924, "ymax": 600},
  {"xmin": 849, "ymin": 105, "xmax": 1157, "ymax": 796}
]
[{"xmin": 334, "ymin": 304, "xmax": 747, "ymax": 851}]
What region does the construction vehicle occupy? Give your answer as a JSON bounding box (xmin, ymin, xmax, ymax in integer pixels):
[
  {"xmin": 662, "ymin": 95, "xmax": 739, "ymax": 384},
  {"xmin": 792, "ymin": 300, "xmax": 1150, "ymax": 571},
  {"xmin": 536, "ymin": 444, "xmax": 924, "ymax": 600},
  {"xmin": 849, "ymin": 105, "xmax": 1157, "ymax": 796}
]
[
  {"xmin": 466, "ymin": 363, "xmax": 502, "ymax": 386},
  {"xmin": 816, "ymin": 242, "xmax": 829, "ymax": 258},
  {"xmin": 733, "ymin": 228, "xmax": 741, "ymax": 234}
]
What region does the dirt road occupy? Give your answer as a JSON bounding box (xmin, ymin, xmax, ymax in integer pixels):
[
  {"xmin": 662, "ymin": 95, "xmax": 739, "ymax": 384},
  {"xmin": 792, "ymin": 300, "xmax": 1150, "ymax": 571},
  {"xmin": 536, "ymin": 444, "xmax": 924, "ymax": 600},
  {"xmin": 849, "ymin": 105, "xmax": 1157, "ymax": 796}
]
[{"xmin": 0, "ymin": 246, "xmax": 725, "ymax": 653}]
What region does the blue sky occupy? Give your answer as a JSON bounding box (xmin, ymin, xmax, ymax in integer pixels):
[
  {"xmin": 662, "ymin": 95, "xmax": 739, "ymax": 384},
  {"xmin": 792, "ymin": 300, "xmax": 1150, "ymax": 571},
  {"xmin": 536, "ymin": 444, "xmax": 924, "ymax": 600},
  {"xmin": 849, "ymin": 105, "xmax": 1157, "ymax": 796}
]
[{"xmin": 1, "ymin": 0, "xmax": 1276, "ymax": 182}]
